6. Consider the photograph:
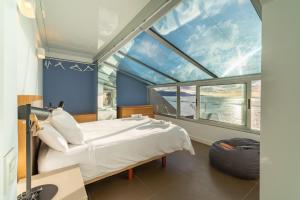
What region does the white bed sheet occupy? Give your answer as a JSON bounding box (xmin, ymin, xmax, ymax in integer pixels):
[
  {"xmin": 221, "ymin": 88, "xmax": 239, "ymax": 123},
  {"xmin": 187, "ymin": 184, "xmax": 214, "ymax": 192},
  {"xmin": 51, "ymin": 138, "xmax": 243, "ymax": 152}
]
[{"xmin": 38, "ymin": 117, "xmax": 195, "ymax": 181}]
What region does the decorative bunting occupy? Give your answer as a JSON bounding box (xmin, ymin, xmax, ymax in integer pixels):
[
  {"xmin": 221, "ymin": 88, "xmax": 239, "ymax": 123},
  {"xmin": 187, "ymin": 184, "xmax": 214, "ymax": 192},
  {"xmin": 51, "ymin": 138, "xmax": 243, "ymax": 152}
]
[
  {"xmin": 44, "ymin": 58, "xmax": 95, "ymax": 72},
  {"xmin": 54, "ymin": 62, "xmax": 65, "ymax": 70},
  {"xmin": 83, "ymin": 66, "xmax": 94, "ymax": 72},
  {"xmin": 69, "ymin": 64, "xmax": 82, "ymax": 71}
]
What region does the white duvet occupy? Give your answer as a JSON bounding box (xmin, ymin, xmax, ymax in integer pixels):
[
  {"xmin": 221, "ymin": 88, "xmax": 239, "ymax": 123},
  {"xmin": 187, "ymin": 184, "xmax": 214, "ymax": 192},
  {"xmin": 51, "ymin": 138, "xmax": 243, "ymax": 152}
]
[{"xmin": 38, "ymin": 117, "xmax": 195, "ymax": 181}]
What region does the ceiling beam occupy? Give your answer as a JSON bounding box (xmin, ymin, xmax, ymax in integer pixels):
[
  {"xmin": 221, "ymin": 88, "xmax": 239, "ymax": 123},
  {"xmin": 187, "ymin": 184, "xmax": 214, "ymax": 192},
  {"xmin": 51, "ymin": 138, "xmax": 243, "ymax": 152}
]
[
  {"xmin": 146, "ymin": 28, "xmax": 218, "ymax": 79},
  {"xmin": 103, "ymin": 62, "xmax": 155, "ymax": 85},
  {"xmin": 118, "ymin": 51, "xmax": 180, "ymax": 82},
  {"xmin": 94, "ymin": 0, "xmax": 181, "ymax": 63}
]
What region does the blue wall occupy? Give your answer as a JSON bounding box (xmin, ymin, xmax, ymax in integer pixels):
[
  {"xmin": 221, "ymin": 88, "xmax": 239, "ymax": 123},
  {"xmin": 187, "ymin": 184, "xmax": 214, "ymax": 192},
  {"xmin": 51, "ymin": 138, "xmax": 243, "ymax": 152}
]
[
  {"xmin": 43, "ymin": 58, "xmax": 97, "ymax": 114},
  {"xmin": 116, "ymin": 72, "xmax": 149, "ymax": 106}
]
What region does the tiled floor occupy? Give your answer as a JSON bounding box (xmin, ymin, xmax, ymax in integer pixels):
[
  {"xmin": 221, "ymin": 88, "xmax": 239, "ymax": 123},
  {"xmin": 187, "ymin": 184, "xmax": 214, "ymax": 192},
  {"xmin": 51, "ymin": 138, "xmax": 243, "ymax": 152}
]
[{"xmin": 86, "ymin": 141, "xmax": 259, "ymax": 200}]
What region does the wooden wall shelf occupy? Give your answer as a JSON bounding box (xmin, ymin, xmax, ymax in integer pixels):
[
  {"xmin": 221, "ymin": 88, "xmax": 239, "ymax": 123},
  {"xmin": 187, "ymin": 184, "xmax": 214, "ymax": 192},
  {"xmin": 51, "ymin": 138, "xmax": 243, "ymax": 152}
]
[
  {"xmin": 117, "ymin": 105, "xmax": 154, "ymax": 118},
  {"xmin": 72, "ymin": 113, "xmax": 97, "ymax": 123}
]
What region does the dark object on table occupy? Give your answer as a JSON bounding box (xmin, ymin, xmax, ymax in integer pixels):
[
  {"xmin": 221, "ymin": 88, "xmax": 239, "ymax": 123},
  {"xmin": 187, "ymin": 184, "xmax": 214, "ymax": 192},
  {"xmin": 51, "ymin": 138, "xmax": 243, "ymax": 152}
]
[
  {"xmin": 58, "ymin": 101, "xmax": 65, "ymax": 108},
  {"xmin": 209, "ymin": 138, "xmax": 260, "ymax": 180}
]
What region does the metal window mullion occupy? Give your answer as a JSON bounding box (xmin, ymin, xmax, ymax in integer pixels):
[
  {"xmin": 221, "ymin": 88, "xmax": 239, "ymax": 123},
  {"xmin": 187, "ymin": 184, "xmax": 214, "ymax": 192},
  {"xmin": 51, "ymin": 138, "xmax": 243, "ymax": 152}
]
[
  {"xmin": 246, "ymin": 81, "xmax": 252, "ymax": 130},
  {"xmin": 196, "ymin": 85, "xmax": 200, "ymax": 120},
  {"xmin": 103, "ymin": 61, "xmax": 155, "ymax": 85},
  {"xmin": 147, "ymin": 74, "xmax": 261, "ymax": 88},
  {"xmin": 146, "ymin": 28, "xmax": 218, "ymax": 79},
  {"xmin": 118, "ymin": 51, "xmax": 180, "ymax": 82},
  {"xmin": 176, "ymin": 86, "xmax": 180, "ymax": 118},
  {"xmin": 98, "ymin": 70, "xmax": 117, "ymax": 79},
  {"xmin": 119, "ymin": 70, "xmax": 155, "ymax": 85}
]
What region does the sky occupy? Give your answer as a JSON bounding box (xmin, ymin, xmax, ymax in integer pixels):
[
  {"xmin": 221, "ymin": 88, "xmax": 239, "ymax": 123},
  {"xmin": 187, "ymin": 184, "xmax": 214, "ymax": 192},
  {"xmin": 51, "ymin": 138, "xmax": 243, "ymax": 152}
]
[
  {"xmin": 152, "ymin": 0, "xmax": 261, "ymax": 78},
  {"xmin": 106, "ymin": 0, "xmax": 261, "ymax": 84}
]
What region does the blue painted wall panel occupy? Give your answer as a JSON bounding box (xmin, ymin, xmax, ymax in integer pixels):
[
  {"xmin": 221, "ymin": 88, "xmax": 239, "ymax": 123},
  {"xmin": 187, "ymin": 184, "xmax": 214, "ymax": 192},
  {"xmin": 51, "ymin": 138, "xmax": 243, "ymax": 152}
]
[
  {"xmin": 116, "ymin": 72, "xmax": 149, "ymax": 106},
  {"xmin": 43, "ymin": 59, "xmax": 97, "ymax": 114}
]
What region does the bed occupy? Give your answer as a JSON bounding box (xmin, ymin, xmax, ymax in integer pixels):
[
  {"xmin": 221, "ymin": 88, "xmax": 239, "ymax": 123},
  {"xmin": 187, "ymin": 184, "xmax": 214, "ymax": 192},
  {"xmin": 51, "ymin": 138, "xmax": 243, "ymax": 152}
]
[{"xmin": 38, "ymin": 117, "xmax": 195, "ymax": 184}]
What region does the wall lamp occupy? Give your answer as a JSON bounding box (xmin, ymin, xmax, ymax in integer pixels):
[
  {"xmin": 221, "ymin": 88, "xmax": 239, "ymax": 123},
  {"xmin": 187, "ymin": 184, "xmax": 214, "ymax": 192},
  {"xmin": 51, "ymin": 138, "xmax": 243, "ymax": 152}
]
[{"xmin": 17, "ymin": 0, "xmax": 36, "ymax": 19}]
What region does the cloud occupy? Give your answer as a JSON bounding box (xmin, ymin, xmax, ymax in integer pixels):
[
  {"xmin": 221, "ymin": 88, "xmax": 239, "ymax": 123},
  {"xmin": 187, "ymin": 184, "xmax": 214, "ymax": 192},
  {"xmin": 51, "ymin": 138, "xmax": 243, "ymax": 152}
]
[
  {"xmin": 121, "ymin": 32, "xmax": 211, "ymax": 81},
  {"xmin": 122, "ymin": 33, "xmax": 161, "ymax": 60},
  {"xmin": 153, "ymin": 0, "xmax": 202, "ymax": 35},
  {"xmin": 153, "ymin": 0, "xmax": 238, "ymax": 35},
  {"xmin": 131, "ymin": 39, "xmax": 159, "ymax": 59},
  {"xmin": 185, "ymin": 18, "xmax": 261, "ymax": 77}
]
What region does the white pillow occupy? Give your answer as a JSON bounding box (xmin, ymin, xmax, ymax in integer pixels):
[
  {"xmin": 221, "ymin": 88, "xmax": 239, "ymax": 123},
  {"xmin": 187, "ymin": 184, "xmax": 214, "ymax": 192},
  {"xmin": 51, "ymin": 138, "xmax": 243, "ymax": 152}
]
[
  {"xmin": 49, "ymin": 108, "xmax": 84, "ymax": 144},
  {"xmin": 38, "ymin": 122, "xmax": 69, "ymax": 152}
]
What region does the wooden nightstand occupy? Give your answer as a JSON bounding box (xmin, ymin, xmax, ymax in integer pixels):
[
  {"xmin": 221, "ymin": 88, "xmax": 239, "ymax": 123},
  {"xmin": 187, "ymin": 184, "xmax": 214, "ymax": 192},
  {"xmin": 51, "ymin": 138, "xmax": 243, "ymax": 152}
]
[
  {"xmin": 73, "ymin": 113, "xmax": 97, "ymax": 123},
  {"xmin": 17, "ymin": 165, "xmax": 87, "ymax": 200},
  {"xmin": 117, "ymin": 105, "xmax": 154, "ymax": 118}
]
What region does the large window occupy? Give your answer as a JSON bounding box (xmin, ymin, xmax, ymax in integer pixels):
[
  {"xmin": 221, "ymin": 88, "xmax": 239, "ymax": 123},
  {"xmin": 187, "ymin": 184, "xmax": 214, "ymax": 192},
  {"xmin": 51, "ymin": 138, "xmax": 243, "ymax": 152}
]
[
  {"xmin": 180, "ymin": 86, "xmax": 196, "ymax": 119},
  {"xmin": 100, "ymin": 0, "xmax": 261, "ymax": 132},
  {"xmin": 199, "ymin": 84, "xmax": 246, "ymax": 125},
  {"xmin": 149, "ymin": 77, "xmax": 261, "ymax": 132}
]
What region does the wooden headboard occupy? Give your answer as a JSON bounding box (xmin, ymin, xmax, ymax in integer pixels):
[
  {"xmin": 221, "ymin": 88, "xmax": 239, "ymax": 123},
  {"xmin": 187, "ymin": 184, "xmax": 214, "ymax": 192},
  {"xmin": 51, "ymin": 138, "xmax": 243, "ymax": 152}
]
[{"xmin": 17, "ymin": 95, "xmax": 43, "ymax": 181}]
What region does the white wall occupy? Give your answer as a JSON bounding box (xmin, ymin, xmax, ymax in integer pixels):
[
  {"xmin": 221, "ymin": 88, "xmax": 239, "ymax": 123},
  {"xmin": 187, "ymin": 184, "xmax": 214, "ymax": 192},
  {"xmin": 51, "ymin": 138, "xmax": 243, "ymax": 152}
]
[
  {"xmin": 261, "ymin": 0, "xmax": 300, "ymax": 199},
  {"xmin": 155, "ymin": 115, "xmax": 259, "ymax": 145},
  {"xmin": 0, "ymin": 0, "xmax": 19, "ymax": 199},
  {"xmin": 0, "ymin": 0, "xmax": 42, "ymax": 199},
  {"xmin": 17, "ymin": 7, "xmax": 43, "ymax": 95}
]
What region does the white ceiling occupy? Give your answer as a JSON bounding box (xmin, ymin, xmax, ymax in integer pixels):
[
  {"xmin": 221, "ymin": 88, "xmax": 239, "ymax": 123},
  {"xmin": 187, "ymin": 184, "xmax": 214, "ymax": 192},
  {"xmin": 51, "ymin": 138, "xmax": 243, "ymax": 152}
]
[{"xmin": 40, "ymin": 0, "xmax": 151, "ymax": 60}]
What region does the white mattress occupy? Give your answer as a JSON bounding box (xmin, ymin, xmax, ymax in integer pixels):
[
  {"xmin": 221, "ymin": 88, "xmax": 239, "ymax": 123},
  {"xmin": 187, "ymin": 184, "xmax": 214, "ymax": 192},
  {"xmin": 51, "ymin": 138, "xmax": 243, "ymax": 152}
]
[{"xmin": 38, "ymin": 117, "xmax": 195, "ymax": 181}]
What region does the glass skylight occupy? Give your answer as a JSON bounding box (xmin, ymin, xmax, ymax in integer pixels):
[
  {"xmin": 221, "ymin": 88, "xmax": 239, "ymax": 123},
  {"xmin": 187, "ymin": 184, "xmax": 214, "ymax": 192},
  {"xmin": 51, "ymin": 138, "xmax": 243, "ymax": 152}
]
[
  {"xmin": 105, "ymin": 53, "xmax": 175, "ymax": 84},
  {"xmin": 152, "ymin": 0, "xmax": 261, "ymax": 77},
  {"xmin": 99, "ymin": 64, "xmax": 117, "ymax": 77},
  {"xmin": 120, "ymin": 32, "xmax": 212, "ymax": 82}
]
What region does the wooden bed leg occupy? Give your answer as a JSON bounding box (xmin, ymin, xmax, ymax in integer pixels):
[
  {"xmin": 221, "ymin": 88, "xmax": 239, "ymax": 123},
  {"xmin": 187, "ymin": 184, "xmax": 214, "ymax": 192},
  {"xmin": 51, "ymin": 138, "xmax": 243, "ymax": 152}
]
[
  {"xmin": 162, "ymin": 156, "xmax": 166, "ymax": 168},
  {"xmin": 128, "ymin": 168, "xmax": 133, "ymax": 180}
]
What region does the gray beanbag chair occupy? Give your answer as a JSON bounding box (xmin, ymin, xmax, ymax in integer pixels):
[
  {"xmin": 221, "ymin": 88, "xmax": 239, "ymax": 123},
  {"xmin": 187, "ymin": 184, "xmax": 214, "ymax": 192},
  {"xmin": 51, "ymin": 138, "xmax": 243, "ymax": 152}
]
[{"xmin": 209, "ymin": 138, "xmax": 260, "ymax": 179}]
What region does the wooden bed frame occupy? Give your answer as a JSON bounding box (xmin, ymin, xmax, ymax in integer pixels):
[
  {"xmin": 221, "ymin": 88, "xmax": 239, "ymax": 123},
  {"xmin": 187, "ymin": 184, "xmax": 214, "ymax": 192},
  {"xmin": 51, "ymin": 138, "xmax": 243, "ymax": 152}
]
[
  {"xmin": 17, "ymin": 95, "xmax": 168, "ymax": 185},
  {"xmin": 84, "ymin": 155, "xmax": 167, "ymax": 185}
]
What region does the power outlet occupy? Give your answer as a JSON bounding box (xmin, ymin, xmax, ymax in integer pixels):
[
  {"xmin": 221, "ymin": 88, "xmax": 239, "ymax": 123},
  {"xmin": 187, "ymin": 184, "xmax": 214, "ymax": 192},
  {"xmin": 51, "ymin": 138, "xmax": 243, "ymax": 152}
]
[{"xmin": 3, "ymin": 147, "xmax": 17, "ymax": 195}]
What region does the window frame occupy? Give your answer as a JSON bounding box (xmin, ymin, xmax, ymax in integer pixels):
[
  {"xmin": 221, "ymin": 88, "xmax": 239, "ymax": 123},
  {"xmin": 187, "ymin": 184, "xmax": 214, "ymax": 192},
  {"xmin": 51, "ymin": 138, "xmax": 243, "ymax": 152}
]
[
  {"xmin": 198, "ymin": 83, "xmax": 247, "ymax": 127},
  {"xmin": 148, "ymin": 74, "xmax": 261, "ymax": 134}
]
